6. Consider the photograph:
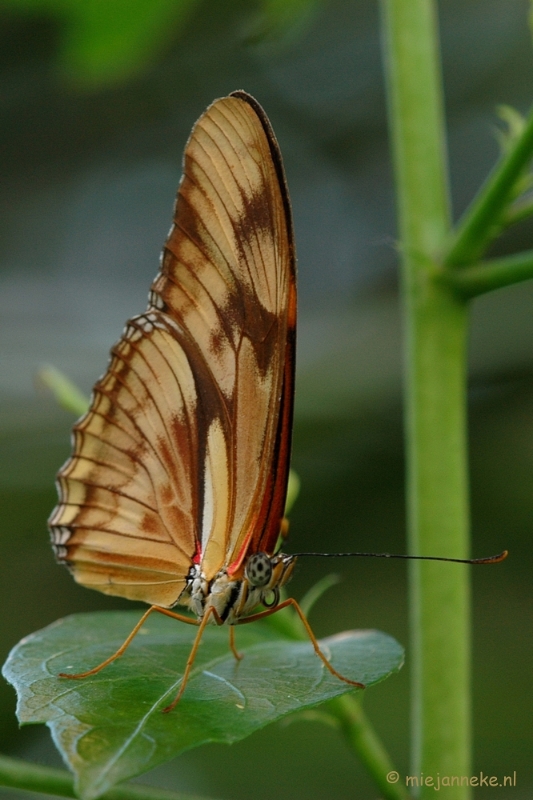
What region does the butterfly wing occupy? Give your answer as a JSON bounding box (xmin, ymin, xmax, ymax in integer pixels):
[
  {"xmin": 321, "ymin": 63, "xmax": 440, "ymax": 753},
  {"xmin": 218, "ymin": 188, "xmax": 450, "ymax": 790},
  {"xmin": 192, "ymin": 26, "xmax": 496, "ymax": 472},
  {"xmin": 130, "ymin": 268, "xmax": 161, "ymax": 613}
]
[
  {"xmin": 49, "ymin": 315, "xmax": 200, "ymax": 606},
  {"xmin": 154, "ymin": 92, "xmax": 296, "ymax": 580},
  {"xmin": 49, "ymin": 92, "xmax": 296, "ymax": 606}
]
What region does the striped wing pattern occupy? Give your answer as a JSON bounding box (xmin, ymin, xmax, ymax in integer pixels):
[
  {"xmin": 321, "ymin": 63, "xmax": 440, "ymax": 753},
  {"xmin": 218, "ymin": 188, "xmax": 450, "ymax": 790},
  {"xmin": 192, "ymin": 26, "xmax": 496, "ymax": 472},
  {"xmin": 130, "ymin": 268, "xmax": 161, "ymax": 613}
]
[{"xmin": 49, "ymin": 92, "xmax": 296, "ymax": 608}]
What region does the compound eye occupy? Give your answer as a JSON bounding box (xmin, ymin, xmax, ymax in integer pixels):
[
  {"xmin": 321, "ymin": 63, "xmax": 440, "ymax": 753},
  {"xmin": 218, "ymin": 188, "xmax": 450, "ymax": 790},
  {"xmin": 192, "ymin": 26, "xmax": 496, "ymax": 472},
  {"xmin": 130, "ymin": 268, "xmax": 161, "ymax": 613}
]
[{"xmin": 245, "ymin": 552, "xmax": 273, "ymax": 588}]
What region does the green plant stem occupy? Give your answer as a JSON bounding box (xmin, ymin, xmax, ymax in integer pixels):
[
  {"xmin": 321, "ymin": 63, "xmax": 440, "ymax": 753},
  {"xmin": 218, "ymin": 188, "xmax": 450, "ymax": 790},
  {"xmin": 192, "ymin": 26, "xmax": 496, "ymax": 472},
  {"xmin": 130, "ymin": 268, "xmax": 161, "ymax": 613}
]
[
  {"xmin": 381, "ymin": 2, "xmax": 472, "ymax": 799},
  {"xmin": 0, "ymin": 753, "xmax": 214, "ymax": 800},
  {"xmin": 441, "ymin": 249, "xmax": 533, "ymax": 297},
  {"xmin": 37, "ymin": 365, "xmax": 90, "ymax": 416},
  {"xmin": 404, "ymin": 294, "xmax": 471, "ymax": 798},
  {"xmin": 328, "ymin": 695, "xmax": 411, "ymax": 800},
  {"xmin": 445, "ymin": 104, "xmax": 533, "ymax": 267}
]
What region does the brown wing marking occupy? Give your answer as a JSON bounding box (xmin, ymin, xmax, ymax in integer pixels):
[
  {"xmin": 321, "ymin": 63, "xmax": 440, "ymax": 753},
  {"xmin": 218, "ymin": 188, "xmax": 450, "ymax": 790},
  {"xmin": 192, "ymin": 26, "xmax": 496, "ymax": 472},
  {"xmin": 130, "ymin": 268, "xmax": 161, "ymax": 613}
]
[
  {"xmin": 249, "ymin": 277, "xmax": 296, "ymax": 557},
  {"xmin": 147, "ymin": 93, "xmax": 296, "ymax": 579},
  {"xmin": 49, "ymin": 315, "xmax": 200, "ymax": 607},
  {"xmin": 227, "ymin": 92, "xmax": 296, "ymax": 562}
]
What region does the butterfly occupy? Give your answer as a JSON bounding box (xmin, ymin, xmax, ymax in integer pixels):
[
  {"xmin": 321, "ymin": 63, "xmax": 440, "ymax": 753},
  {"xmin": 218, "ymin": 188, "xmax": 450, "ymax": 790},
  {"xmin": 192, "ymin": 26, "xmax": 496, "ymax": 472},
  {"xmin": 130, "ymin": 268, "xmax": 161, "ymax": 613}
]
[{"xmin": 48, "ymin": 91, "xmax": 364, "ymax": 712}]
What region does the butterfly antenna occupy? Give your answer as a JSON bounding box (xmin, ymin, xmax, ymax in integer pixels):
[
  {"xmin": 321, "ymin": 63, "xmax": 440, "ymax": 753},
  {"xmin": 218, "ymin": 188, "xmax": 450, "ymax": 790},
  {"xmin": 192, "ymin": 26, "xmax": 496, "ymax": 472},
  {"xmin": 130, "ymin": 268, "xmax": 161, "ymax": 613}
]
[{"xmin": 291, "ymin": 550, "xmax": 508, "ymax": 565}]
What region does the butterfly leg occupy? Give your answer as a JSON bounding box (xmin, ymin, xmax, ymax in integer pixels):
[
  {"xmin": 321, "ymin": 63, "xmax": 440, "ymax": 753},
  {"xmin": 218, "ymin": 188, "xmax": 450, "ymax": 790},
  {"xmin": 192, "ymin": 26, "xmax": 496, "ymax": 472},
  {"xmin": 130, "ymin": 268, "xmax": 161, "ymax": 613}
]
[
  {"xmin": 237, "ymin": 598, "xmax": 365, "ymax": 689},
  {"xmin": 228, "ymin": 626, "xmax": 243, "ymax": 661},
  {"xmin": 59, "ymin": 605, "xmax": 199, "ymax": 680},
  {"xmin": 162, "ymin": 606, "xmax": 221, "ymax": 713}
]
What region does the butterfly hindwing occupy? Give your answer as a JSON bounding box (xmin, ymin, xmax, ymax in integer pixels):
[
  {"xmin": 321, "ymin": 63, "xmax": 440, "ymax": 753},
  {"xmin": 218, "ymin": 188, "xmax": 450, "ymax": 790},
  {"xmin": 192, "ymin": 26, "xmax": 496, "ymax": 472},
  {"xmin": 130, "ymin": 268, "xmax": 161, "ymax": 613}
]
[{"xmin": 50, "ymin": 316, "xmax": 199, "ymax": 606}]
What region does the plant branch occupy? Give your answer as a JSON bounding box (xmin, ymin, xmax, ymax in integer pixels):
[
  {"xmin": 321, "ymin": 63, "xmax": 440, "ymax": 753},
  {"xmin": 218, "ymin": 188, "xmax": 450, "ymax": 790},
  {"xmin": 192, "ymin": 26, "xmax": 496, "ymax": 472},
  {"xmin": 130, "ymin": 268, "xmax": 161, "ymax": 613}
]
[
  {"xmin": 0, "ymin": 753, "xmax": 215, "ymax": 800},
  {"xmin": 328, "ymin": 695, "xmax": 412, "ymax": 800},
  {"xmin": 441, "ymin": 249, "xmax": 533, "ymax": 297},
  {"xmin": 504, "ymin": 194, "xmax": 533, "ymax": 227},
  {"xmin": 37, "ymin": 365, "xmax": 90, "ymax": 416},
  {"xmin": 268, "ymin": 598, "xmax": 408, "ymax": 797},
  {"xmin": 381, "ymin": 2, "xmax": 473, "ymax": 799},
  {"xmin": 380, "ymin": 0, "xmax": 451, "ymax": 253},
  {"xmin": 445, "ymin": 104, "xmax": 533, "ymax": 267}
]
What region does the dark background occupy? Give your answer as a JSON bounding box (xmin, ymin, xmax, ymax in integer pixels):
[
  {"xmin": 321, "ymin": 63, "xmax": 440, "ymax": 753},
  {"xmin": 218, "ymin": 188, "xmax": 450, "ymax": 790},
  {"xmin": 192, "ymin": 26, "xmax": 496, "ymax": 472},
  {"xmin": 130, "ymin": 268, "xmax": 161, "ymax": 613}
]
[{"xmin": 0, "ymin": 0, "xmax": 532, "ymax": 798}]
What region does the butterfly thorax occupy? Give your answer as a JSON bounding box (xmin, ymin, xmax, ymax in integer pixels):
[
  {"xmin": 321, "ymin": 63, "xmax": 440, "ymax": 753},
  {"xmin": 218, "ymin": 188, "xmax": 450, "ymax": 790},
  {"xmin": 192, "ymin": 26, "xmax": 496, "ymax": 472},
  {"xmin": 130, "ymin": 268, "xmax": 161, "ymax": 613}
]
[{"xmin": 179, "ymin": 552, "xmax": 296, "ymax": 625}]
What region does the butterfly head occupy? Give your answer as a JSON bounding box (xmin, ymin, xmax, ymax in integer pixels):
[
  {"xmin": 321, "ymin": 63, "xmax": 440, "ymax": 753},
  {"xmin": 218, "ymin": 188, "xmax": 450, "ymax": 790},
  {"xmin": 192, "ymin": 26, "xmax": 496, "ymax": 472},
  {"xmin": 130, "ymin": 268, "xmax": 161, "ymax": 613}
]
[
  {"xmin": 245, "ymin": 550, "xmax": 295, "ymax": 588},
  {"xmin": 244, "ymin": 551, "xmax": 296, "ymax": 607},
  {"xmin": 182, "ymin": 552, "xmax": 297, "ymax": 624}
]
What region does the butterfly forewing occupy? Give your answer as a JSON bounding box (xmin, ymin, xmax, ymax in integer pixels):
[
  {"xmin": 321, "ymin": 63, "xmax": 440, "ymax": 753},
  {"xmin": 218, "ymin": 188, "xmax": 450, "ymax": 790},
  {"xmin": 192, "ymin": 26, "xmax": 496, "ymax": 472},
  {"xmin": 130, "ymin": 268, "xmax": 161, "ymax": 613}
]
[{"xmin": 49, "ymin": 92, "xmax": 296, "ymax": 607}]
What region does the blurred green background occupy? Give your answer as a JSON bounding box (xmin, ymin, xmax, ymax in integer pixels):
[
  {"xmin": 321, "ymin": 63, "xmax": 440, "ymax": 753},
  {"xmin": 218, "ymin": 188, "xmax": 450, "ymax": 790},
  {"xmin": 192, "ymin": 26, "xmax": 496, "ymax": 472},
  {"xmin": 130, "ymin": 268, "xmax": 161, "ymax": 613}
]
[{"xmin": 1, "ymin": 0, "xmax": 532, "ymax": 798}]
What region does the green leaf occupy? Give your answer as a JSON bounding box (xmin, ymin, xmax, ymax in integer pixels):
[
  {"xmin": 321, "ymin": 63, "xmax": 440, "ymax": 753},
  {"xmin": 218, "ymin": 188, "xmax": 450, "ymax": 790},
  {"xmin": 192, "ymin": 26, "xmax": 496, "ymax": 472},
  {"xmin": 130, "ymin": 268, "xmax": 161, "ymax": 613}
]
[
  {"xmin": 3, "ymin": 611, "xmax": 404, "ymax": 800},
  {"xmin": 2, "ymin": 0, "xmax": 199, "ymax": 88},
  {"xmin": 259, "ymin": 0, "xmax": 322, "ymax": 36}
]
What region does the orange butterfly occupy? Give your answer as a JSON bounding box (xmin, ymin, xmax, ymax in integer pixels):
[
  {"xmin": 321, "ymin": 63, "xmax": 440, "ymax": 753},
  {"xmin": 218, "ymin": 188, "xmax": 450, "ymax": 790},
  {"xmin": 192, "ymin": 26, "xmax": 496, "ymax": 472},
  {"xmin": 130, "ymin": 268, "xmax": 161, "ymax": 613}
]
[{"xmin": 49, "ymin": 91, "xmax": 363, "ymax": 711}]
